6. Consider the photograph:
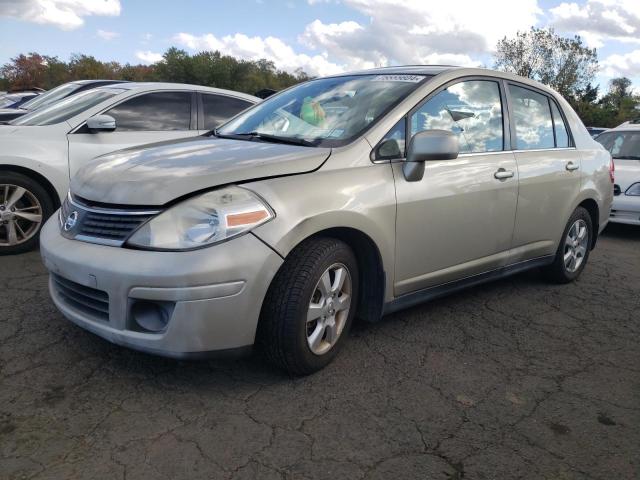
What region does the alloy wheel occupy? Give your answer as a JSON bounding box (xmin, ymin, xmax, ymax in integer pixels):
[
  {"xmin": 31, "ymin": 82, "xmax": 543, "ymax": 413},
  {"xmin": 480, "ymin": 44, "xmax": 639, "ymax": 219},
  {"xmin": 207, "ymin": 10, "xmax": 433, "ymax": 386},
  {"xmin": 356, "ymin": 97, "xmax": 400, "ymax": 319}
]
[
  {"xmin": 563, "ymin": 219, "xmax": 588, "ymax": 273},
  {"xmin": 306, "ymin": 263, "xmax": 352, "ymax": 355},
  {"xmin": 0, "ymin": 184, "xmax": 43, "ymax": 247}
]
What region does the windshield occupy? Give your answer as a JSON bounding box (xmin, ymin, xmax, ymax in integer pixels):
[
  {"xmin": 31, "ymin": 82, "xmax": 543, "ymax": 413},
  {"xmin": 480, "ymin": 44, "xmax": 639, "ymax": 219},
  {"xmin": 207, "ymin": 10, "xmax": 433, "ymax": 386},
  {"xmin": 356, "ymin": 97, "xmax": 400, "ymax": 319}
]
[
  {"xmin": 12, "ymin": 88, "xmax": 123, "ymax": 126},
  {"xmin": 0, "ymin": 94, "xmax": 24, "ymax": 109},
  {"xmin": 19, "ymin": 83, "xmax": 80, "ymax": 111},
  {"xmin": 596, "ymin": 131, "xmax": 640, "ymax": 160},
  {"xmin": 217, "ymin": 74, "xmax": 429, "ymax": 147}
]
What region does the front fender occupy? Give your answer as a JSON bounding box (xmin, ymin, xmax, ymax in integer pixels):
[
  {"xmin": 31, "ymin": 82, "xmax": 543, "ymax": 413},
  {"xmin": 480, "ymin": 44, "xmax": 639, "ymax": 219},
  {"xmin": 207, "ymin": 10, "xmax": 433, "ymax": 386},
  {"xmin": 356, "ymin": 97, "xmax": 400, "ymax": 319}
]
[{"xmin": 247, "ymin": 163, "xmax": 397, "ymax": 302}]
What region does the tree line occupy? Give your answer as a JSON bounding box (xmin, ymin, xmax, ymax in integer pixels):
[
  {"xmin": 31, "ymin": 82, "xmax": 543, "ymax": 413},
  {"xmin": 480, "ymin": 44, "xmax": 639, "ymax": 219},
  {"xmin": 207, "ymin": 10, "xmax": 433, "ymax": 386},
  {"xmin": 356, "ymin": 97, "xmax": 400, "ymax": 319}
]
[
  {"xmin": 0, "ymin": 48, "xmax": 309, "ymax": 97},
  {"xmin": 1, "ymin": 29, "xmax": 638, "ymax": 128},
  {"xmin": 493, "ymin": 27, "xmax": 639, "ymax": 128}
]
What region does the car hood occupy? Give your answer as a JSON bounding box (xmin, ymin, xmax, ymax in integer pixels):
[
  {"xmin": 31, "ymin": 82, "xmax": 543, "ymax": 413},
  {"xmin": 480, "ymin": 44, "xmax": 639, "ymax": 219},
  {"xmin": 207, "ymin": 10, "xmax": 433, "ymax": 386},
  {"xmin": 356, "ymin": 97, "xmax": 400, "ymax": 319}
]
[{"xmin": 71, "ymin": 136, "xmax": 331, "ymax": 205}]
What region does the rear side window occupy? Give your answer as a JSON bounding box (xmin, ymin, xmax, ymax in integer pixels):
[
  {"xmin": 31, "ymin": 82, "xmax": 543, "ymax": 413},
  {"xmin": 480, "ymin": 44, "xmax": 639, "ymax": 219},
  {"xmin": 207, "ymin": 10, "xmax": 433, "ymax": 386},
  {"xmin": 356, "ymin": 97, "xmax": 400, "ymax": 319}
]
[
  {"xmin": 550, "ymin": 100, "xmax": 570, "ymax": 147},
  {"xmin": 508, "ymin": 85, "xmax": 554, "ymax": 150},
  {"xmin": 202, "ymin": 94, "xmax": 253, "ymax": 130},
  {"xmin": 410, "ymin": 80, "xmax": 504, "ymax": 154},
  {"xmin": 596, "ymin": 131, "xmax": 640, "ymax": 160},
  {"xmin": 106, "ymin": 91, "xmax": 192, "ymax": 131}
]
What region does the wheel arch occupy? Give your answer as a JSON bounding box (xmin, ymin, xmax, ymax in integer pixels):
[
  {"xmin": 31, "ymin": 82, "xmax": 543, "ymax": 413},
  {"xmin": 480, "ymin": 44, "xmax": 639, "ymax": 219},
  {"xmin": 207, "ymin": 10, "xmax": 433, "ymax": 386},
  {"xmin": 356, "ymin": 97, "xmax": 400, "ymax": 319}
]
[
  {"xmin": 576, "ymin": 198, "xmax": 600, "ymax": 249},
  {"xmin": 259, "ymin": 226, "xmax": 387, "ymax": 324},
  {"xmin": 0, "ymin": 164, "xmax": 62, "ymax": 209}
]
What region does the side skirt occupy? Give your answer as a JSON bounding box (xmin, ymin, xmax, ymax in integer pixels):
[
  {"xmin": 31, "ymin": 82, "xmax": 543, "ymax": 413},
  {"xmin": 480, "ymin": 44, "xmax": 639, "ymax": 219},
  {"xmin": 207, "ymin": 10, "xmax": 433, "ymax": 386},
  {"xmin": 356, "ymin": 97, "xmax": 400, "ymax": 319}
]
[{"xmin": 383, "ymin": 255, "xmax": 555, "ymax": 316}]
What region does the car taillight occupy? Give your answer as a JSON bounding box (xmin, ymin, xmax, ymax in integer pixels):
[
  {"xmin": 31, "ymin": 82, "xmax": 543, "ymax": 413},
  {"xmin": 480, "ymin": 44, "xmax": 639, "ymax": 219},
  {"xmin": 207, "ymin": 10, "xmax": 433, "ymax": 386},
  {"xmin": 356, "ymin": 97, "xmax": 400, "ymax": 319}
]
[{"xmin": 609, "ymin": 157, "xmax": 615, "ymax": 183}]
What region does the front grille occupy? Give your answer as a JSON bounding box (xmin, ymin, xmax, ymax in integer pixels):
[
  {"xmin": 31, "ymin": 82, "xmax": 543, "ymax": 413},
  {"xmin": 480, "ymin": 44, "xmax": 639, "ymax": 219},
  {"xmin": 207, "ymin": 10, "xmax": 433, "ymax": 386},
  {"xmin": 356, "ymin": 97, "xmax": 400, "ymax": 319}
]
[
  {"xmin": 60, "ymin": 194, "xmax": 160, "ymax": 246},
  {"xmin": 78, "ymin": 211, "xmax": 152, "ymax": 241},
  {"xmin": 52, "ymin": 274, "xmax": 109, "ymax": 322}
]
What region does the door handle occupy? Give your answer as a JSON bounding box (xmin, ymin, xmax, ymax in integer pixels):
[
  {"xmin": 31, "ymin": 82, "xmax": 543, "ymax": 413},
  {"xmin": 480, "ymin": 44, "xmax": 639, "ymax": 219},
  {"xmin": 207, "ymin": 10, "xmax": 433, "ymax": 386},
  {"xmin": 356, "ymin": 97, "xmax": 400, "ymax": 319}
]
[
  {"xmin": 494, "ymin": 168, "xmax": 514, "ymax": 180},
  {"xmin": 566, "ymin": 161, "xmax": 580, "ymax": 171}
]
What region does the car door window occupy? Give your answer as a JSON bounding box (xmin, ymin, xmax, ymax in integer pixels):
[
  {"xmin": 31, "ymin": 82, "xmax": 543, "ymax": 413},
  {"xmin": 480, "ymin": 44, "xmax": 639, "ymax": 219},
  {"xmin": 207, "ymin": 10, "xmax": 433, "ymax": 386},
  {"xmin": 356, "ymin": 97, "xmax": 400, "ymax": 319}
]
[
  {"xmin": 410, "ymin": 80, "xmax": 504, "ymax": 154},
  {"xmin": 508, "ymin": 85, "xmax": 555, "ymax": 150},
  {"xmin": 376, "ymin": 119, "xmax": 406, "ymax": 159},
  {"xmin": 550, "ymin": 100, "xmax": 570, "ymax": 148},
  {"xmin": 106, "ymin": 92, "xmax": 192, "ymax": 131},
  {"xmin": 202, "ymin": 94, "xmax": 253, "ymax": 130}
]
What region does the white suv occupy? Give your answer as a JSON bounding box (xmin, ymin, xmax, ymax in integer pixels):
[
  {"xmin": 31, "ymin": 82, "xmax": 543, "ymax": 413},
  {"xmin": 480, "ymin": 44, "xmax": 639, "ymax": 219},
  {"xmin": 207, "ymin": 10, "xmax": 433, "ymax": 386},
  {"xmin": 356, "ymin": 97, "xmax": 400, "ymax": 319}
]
[{"xmin": 0, "ymin": 83, "xmax": 258, "ymax": 253}]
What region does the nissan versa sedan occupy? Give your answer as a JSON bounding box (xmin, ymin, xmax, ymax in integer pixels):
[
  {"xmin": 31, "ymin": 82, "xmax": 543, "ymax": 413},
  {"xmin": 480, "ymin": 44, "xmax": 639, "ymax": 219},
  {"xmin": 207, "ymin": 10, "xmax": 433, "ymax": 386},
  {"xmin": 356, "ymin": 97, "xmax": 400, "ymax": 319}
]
[
  {"xmin": 0, "ymin": 83, "xmax": 258, "ymax": 254},
  {"xmin": 596, "ymin": 124, "xmax": 640, "ymax": 225},
  {"xmin": 40, "ymin": 66, "xmax": 613, "ymax": 374}
]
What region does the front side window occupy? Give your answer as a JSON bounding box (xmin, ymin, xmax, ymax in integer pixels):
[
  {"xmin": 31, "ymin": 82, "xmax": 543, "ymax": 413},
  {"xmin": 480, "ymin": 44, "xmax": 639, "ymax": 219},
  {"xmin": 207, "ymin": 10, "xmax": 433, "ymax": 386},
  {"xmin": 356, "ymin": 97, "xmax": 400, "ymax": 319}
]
[
  {"xmin": 106, "ymin": 91, "xmax": 192, "ymax": 131},
  {"xmin": 376, "ymin": 119, "xmax": 406, "ymax": 159},
  {"xmin": 202, "ymin": 94, "xmax": 253, "ymax": 130},
  {"xmin": 410, "ymin": 80, "xmax": 504, "ymax": 154},
  {"xmin": 11, "ymin": 88, "xmax": 123, "ymax": 126},
  {"xmin": 218, "ymin": 74, "xmax": 429, "ymax": 147},
  {"xmin": 595, "ymin": 131, "xmax": 640, "ymax": 160},
  {"xmin": 509, "ymin": 85, "xmax": 555, "ymax": 150}
]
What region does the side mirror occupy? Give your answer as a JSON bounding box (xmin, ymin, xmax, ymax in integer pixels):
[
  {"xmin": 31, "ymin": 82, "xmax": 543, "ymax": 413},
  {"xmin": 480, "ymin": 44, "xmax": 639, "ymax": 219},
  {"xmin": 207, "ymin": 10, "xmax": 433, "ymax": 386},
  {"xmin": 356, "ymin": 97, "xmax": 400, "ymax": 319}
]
[
  {"xmin": 86, "ymin": 114, "xmax": 116, "ymax": 133},
  {"xmin": 403, "ymin": 129, "xmax": 459, "ymax": 182}
]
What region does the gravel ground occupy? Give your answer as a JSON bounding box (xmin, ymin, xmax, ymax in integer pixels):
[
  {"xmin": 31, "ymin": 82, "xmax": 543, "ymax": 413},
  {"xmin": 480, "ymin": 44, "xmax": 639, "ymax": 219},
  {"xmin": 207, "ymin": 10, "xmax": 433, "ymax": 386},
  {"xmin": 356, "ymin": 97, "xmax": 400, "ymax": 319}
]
[{"xmin": 1, "ymin": 224, "xmax": 639, "ymax": 480}]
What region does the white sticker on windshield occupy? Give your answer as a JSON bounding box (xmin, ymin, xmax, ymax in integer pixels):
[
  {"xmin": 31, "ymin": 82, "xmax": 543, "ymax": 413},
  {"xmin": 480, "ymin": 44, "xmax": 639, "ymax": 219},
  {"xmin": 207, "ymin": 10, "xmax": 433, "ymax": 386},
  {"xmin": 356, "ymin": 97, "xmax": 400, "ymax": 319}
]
[{"xmin": 371, "ymin": 74, "xmax": 423, "ymax": 83}]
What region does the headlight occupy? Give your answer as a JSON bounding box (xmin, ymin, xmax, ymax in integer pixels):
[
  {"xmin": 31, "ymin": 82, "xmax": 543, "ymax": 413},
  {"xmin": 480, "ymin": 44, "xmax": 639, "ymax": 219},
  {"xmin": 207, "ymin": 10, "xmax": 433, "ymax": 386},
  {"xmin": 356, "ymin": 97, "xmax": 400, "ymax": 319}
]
[
  {"xmin": 625, "ymin": 182, "xmax": 640, "ymax": 196},
  {"xmin": 126, "ymin": 186, "xmax": 274, "ymax": 250}
]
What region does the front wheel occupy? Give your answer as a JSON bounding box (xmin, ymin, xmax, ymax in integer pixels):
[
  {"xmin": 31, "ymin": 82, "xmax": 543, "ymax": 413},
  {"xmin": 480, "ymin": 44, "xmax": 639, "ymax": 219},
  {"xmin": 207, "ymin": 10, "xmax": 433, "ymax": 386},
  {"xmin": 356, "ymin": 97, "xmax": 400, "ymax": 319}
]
[
  {"xmin": 0, "ymin": 171, "xmax": 55, "ymax": 255},
  {"xmin": 543, "ymin": 206, "xmax": 593, "ymax": 283},
  {"xmin": 258, "ymin": 237, "xmax": 359, "ymax": 375}
]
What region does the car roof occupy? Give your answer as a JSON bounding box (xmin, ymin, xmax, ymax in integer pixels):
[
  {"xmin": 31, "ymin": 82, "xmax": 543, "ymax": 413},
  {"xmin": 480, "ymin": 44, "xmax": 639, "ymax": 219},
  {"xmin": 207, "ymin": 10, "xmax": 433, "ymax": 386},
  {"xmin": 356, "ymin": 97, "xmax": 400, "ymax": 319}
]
[
  {"xmin": 96, "ymin": 82, "xmax": 260, "ymax": 102},
  {"xmin": 327, "ymin": 65, "xmax": 460, "ymax": 78},
  {"xmin": 606, "ymin": 125, "xmax": 640, "ymax": 132},
  {"xmin": 70, "ymin": 79, "xmax": 128, "ymax": 85}
]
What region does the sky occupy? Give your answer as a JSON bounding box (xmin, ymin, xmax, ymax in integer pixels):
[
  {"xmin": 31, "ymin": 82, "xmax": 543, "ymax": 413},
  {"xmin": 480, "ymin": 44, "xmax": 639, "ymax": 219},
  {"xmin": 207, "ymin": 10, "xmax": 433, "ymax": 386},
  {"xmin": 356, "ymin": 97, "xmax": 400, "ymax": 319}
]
[{"xmin": 1, "ymin": 0, "xmax": 639, "ymax": 92}]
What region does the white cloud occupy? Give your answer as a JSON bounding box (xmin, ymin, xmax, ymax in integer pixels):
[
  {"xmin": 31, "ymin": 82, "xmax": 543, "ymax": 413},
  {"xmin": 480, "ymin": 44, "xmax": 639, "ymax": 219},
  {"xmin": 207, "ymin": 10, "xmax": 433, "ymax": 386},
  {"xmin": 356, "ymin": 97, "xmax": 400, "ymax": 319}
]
[
  {"xmin": 173, "ymin": 32, "xmax": 344, "ymax": 76},
  {"xmin": 172, "ymin": 0, "xmax": 536, "ymax": 77},
  {"xmin": 97, "ymin": 29, "xmax": 118, "ymax": 40},
  {"xmin": 0, "ymin": 0, "xmax": 121, "ymax": 30},
  {"xmin": 300, "ymin": 0, "xmax": 541, "ymax": 69},
  {"xmin": 601, "ymin": 49, "xmax": 640, "ymax": 78},
  {"xmin": 550, "ymin": 0, "xmax": 640, "ymax": 46},
  {"xmin": 136, "ymin": 50, "xmax": 163, "ymax": 64}
]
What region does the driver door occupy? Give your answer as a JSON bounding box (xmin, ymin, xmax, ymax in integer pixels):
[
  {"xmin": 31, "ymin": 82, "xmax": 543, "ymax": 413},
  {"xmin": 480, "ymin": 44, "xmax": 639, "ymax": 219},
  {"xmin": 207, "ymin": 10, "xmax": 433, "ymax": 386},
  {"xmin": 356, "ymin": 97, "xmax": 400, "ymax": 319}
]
[
  {"xmin": 68, "ymin": 91, "xmax": 198, "ymax": 178},
  {"xmin": 392, "ymin": 78, "xmax": 519, "ymax": 295}
]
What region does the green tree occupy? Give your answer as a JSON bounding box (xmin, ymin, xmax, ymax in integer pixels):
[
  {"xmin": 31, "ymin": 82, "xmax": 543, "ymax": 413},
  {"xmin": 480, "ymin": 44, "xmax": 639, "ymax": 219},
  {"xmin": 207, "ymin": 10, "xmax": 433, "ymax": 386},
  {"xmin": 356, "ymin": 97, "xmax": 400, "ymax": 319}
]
[{"xmin": 493, "ymin": 28, "xmax": 598, "ymax": 100}]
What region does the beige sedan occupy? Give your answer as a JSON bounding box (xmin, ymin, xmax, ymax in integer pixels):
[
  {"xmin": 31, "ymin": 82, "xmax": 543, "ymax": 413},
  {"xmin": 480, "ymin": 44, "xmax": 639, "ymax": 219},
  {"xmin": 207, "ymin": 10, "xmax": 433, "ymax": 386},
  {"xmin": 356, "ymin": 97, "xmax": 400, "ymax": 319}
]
[{"xmin": 40, "ymin": 66, "xmax": 613, "ymax": 374}]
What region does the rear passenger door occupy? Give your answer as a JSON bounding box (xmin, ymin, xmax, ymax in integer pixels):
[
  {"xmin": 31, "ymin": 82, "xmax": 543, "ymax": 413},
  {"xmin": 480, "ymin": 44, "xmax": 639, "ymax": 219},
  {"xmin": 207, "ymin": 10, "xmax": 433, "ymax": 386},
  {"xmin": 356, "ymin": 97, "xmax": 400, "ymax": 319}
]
[
  {"xmin": 392, "ymin": 78, "xmax": 519, "ymax": 295},
  {"xmin": 198, "ymin": 93, "xmax": 254, "ymax": 133},
  {"xmin": 506, "ymin": 83, "xmax": 581, "ymax": 262},
  {"xmin": 68, "ymin": 91, "xmax": 199, "ymax": 177}
]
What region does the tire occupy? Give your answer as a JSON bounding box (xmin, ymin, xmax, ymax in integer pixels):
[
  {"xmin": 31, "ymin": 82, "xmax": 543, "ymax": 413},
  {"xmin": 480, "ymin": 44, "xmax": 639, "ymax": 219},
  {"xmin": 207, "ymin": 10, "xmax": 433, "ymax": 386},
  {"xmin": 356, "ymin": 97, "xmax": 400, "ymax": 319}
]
[
  {"xmin": 0, "ymin": 171, "xmax": 55, "ymax": 255},
  {"xmin": 258, "ymin": 237, "xmax": 359, "ymax": 375},
  {"xmin": 543, "ymin": 206, "xmax": 593, "ymax": 284}
]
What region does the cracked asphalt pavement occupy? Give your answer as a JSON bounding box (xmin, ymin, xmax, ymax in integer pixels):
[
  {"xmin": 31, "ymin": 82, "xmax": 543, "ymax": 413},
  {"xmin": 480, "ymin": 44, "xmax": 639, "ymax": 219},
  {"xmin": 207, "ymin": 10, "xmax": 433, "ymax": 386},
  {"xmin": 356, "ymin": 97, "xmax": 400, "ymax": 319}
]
[{"xmin": 1, "ymin": 224, "xmax": 639, "ymax": 479}]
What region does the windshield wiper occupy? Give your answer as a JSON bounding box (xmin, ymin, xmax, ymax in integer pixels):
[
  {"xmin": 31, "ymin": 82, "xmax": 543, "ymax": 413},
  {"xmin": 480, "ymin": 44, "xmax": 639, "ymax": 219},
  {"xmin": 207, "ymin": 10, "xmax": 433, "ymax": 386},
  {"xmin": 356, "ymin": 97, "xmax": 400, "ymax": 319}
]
[{"xmin": 218, "ymin": 131, "xmax": 316, "ymax": 147}]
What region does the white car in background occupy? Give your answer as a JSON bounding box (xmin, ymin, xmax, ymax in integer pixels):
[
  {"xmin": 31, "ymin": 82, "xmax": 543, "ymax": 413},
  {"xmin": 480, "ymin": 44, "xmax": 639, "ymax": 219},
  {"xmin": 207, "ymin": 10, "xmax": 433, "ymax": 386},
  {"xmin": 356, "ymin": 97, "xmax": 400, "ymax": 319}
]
[
  {"xmin": 595, "ymin": 124, "xmax": 640, "ymax": 225},
  {"xmin": 0, "ymin": 83, "xmax": 259, "ymax": 253}
]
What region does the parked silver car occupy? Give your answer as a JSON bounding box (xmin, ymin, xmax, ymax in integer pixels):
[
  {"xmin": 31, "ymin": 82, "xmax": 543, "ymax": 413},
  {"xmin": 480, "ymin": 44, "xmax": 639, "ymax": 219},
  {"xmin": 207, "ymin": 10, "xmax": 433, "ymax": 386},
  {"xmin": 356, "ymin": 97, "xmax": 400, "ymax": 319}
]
[
  {"xmin": 40, "ymin": 66, "xmax": 614, "ymax": 374},
  {"xmin": 0, "ymin": 82, "xmax": 258, "ymax": 254},
  {"xmin": 595, "ymin": 124, "xmax": 640, "ymax": 225}
]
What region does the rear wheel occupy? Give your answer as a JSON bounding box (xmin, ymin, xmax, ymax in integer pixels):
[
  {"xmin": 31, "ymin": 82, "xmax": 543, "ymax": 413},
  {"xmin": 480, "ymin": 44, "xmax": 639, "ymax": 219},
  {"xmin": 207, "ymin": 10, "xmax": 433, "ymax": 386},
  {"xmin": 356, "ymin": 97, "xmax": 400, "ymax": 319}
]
[
  {"xmin": 0, "ymin": 171, "xmax": 55, "ymax": 255},
  {"xmin": 258, "ymin": 237, "xmax": 359, "ymax": 375},
  {"xmin": 543, "ymin": 206, "xmax": 593, "ymax": 283}
]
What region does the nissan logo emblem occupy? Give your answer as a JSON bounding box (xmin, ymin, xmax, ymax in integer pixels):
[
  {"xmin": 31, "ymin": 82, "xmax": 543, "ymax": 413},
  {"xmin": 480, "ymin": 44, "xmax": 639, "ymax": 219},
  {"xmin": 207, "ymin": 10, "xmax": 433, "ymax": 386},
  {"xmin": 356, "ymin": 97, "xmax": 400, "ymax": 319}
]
[{"xmin": 64, "ymin": 211, "xmax": 78, "ymax": 231}]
